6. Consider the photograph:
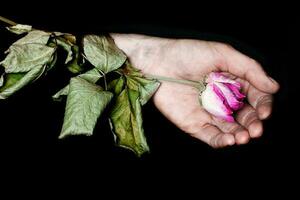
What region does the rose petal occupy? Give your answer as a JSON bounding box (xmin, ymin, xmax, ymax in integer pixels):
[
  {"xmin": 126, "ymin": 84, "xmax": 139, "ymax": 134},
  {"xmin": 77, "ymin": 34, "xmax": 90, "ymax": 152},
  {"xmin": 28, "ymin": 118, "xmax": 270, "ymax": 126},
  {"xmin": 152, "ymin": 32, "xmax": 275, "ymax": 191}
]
[
  {"xmin": 201, "ymin": 83, "xmax": 234, "ymax": 122},
  {"xmin": 207, "ymin": 72, "xmax": 241, "ymax": 88},
  {"xmin": 214, "ymin": 82, "xmax": 244, "ymax": 110},
  {"xmin": 212, "ymin": 83, "xmax": 233, "ymax": 113},
  {"xmin": 224, "ymin": 83, "xmax": 246, "ymax": 100}
]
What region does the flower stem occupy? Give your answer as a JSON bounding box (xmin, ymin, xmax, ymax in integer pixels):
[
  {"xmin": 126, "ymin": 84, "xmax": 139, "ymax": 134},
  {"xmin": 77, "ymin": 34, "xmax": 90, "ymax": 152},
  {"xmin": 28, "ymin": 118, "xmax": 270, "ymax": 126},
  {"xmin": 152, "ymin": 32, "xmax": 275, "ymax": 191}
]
[
  {"xmin": 0, "ymin": 16, "xmax": 17, "ymax": 26},
  {"xmin": 98, "ymin": 69, "xmax": 108, "ymax": 90},
  {"xmin": 0, "ymin": 15, "xmax": 207, "ymax": 93},
  {"xmin": 144, "ymin": 74, "xmax": 206, "ymax": 91}
]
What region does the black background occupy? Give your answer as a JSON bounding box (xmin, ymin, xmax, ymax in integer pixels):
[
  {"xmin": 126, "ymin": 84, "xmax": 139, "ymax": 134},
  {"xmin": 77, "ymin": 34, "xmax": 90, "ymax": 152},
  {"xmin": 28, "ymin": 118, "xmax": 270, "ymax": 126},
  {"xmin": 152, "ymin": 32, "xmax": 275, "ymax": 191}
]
[{"xmin": 0, "ymin": 1, "xmax": 298, "ymax": 190}]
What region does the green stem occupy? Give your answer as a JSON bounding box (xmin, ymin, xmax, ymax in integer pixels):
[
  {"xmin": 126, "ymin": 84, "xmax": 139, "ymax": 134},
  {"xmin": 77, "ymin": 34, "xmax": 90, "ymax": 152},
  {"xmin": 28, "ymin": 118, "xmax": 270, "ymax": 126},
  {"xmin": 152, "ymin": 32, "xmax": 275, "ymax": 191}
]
[
  {"xmin": 144, "ymin": 74, "xmax": 206, "ymax": 91},
  {"xmin": 0, "ymin": 16, "xmax": 18, "ymax": 26}
]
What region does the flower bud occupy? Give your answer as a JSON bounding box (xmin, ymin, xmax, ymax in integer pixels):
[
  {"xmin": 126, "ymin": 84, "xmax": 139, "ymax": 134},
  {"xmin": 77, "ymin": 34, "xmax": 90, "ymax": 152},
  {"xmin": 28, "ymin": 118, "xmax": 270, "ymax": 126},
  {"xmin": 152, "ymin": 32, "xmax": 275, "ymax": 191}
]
[{"xmin": 201, "ymin": 72, "xmax": 245, "ymax": 122}]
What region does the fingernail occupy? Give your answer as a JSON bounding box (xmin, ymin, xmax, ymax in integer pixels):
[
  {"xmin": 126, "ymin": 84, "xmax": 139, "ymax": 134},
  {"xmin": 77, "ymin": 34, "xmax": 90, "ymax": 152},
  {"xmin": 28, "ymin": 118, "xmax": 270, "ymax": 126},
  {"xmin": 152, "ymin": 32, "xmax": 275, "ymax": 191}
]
[
  {"xmin": 268, "ymin": 76, "xmax": 280, "ymax": 91},
  {"xmin": 268, "ymin": 76, "xmax": 278, "ymax": 84}
]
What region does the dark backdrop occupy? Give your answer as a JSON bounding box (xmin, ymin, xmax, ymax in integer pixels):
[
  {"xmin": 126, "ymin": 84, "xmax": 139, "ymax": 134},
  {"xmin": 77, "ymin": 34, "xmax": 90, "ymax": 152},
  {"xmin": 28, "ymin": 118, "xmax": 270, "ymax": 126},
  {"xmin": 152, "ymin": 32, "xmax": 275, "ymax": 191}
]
[{"xmin": 0, "ymin": 2, "xmax": 298, "ymax": 190}]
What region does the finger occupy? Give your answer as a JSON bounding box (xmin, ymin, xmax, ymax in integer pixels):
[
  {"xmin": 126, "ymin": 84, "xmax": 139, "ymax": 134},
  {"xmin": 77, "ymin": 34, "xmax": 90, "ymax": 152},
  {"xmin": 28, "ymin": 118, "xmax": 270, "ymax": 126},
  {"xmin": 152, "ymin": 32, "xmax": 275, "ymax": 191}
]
[
  {"xmin": 241, "ymin": 80, "xmax": 274, "ymax": 120},
  {"xmin": 175, "ymin": 105, "xmax": 236, "ymax": 148},
  {"xmin": 152, "ymin": 82, "xmax": 234, "ymax": 148},
  {"xmin": 211, "ymin": 117, "xmax": 250, "ymax": 145},
  {"xmin": 236, "ymin": 104, "xmax": 263, "ymax": 138},
  {"xmin": 174, "ymin": 107, "xmax": 235, "ymax": 148},
  {"xmin": 154, "ymin": 82, "xmax": 236, "ymax": 148},
  {"xmin": 191, "ymin": 124, "xmax": 235, "ymax": 148},
  {"xmin": 215, "ymin": 43, "xmax": 280, "ymax": 94},
  {"xmin": 247, "ymin": 85, "xmax": 274, "ymax": 120}
]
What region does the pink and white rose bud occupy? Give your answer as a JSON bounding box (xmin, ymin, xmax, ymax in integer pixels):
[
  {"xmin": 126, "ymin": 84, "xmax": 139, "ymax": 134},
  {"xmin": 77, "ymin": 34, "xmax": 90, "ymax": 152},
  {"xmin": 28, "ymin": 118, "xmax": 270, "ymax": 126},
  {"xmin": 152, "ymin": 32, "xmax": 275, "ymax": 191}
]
[{"xmin": 201, "ymin": 72, "xmax": 246, "ymax": 122}]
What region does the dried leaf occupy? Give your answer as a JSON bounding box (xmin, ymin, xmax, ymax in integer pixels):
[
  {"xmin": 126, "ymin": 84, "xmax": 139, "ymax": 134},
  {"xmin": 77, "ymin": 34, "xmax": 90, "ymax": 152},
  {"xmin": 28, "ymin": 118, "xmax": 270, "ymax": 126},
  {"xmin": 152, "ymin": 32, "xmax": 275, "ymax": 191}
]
[
  {"xmin": 83, "ymin": 35, "xmax": 126, "ymax": 74},
  {"xmin": 59, "ymin": 77, "xmax": 113, "ymax": 138}
]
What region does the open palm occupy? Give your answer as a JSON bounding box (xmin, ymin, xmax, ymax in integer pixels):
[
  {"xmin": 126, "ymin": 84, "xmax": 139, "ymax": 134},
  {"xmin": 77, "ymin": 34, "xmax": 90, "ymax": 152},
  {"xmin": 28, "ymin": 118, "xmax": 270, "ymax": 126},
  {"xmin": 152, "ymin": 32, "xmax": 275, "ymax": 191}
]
[{"xmin": 112, "ymin": 34, "xmax": 280, "ymax": 148}]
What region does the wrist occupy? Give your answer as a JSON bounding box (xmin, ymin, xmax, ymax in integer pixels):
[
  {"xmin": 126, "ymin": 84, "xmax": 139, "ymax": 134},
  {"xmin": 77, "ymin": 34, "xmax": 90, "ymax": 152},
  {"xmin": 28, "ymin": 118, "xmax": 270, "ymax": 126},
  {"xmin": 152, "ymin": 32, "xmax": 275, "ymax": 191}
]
[
  {"xmin": 110, "ymin": 33, "xmax": 172, "ymax": 73},
  {"xmin": 110, "ymin": 33, "xmax": 144, "ymax": 57},
  {"xmin": 110, "ymin": 33, "xmax": 160, "ymax": 55}
]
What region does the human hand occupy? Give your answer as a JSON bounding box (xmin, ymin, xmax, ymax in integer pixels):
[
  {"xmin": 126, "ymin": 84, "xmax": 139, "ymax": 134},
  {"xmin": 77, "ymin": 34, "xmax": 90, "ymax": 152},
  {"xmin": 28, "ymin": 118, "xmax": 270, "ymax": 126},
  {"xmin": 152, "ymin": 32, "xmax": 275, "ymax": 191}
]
[{"xmin": 111, "ymin": 34, "xmax": 280, "ymax": 148}]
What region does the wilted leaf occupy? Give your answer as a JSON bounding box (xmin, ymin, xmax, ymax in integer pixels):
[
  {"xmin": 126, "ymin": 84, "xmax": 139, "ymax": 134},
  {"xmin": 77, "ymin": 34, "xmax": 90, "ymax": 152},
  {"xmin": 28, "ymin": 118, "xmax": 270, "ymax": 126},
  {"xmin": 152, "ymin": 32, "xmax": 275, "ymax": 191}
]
[
  {"xmin": 1, "ymin": 43, "xmax": 55, "ymax": 73},
  {"xmin": 0, "ymin": 74, "xmax": 4, "ymax": 87},
  {"xmin": 0, "ymin": 65, "xmax": 46, "ymax": 99},
  {"xmin": 66, "ymin": 45, "xmax": 84, "ymax": 74},
  {"xmin": 48, "ymin": 34, "xmax": 82, "ymax": 73},
  {"xmin": 52, "ymin": 68, "xmax": 102, "ymax": 101},
  {"xmin": 83, "ymin": 35, "xmax": 126, "ymax": 74},
  {"xmin": 110, "ymin": 88, "xmax": 149, "ymax": 156},
  {"xmin": 123, "ymin": 64, "xmax": 160, "ymax": 105},
  {"xmin": 59, "ymin": 77, "xmax": 113, "ymax": 138},
  {"xmin": 108, "ymin": 76, "xmax": 125, "ymax": 96},
  {"xmin": 0, "ymin": 28, "xmax": 57, "ymax": 99},
  {"xmin": 63, "ymin": 34, "xmax": 76, "ymax": 44},
  {"xmin": 12, "ymin": 30, "xmax": 51, "ymax": 46},
  {"xmin": 53, "ymin": 32, "xmax": 76, "ymax": 44},
  {"xmin": 47, "ymin": 51, "xmax": 57, "ymax": 71},
  {"xmin": 6, "ymin": 24, "xmax": 32, "ymax": 34},
  {"xmin": 52, "ymin": 85, "xmax": 69, "ymax": 101},
  {"xmin": 108, "ymin": 63, "xmax": 160, "ymax": 156},
  {"xmin": 77, "ymin": 68, "xmax": 103, "ymax": 84},
  {"xmin": 56, "ymin": 36, "xmax": 74, "ymax": 64},
  {"xmin": 127, "ymin": 76, "xmax": 160, "ymax": 105}
]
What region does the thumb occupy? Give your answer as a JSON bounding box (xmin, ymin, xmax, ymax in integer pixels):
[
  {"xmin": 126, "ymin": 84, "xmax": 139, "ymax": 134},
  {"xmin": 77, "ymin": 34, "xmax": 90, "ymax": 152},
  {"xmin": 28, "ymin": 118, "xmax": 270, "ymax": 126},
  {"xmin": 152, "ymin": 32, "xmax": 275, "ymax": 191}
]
[{"xmin": 215, "ymin": 43, "xmax": 280, "ymax": 93}]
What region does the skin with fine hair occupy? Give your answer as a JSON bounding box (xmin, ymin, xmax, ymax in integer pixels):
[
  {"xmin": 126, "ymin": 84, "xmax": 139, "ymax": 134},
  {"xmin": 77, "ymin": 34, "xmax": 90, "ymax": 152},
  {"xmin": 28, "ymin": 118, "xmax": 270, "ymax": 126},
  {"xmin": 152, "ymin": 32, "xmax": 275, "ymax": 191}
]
[{"xmin": 111, "ymin": 33, "xmax": 280, "ymax": 148}]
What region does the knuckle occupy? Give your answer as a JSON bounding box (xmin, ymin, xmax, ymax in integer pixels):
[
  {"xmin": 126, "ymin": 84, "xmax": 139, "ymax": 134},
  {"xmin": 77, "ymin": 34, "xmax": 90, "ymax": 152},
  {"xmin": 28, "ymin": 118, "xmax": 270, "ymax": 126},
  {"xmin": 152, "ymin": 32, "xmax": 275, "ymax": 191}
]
[
  {"xmin": 216, "ymin": 42, "xmax": 233, "ymax": 50},
  {"xmin": 249, "ymin": 58, "xmax": 262, "ymax": 68}
]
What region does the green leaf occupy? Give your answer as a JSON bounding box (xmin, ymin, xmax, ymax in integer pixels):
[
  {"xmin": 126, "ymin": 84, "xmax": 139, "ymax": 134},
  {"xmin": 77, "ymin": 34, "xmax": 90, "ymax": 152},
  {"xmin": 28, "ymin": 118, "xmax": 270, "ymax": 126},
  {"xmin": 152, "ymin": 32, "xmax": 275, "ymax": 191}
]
[
  {"xmin": 110, "ymin": 88, "xmax": 149, "ymax": 156},
  {"xmin": 59, "ymin": 77, "xmax": 113, "ymax": 138},
  {"xmin": 0, "ymin": 65, "xmax": 46, "ymax": 99},
  {"xmin": 6, "ymin": 24, "xmax": 32, "ymax": 34},
  {"xmin": 1, "ymin": 43, "xmax": 55, "ymax": 73},
  {"xmin": 52, "ymin": 68, "xmax": 102, "ymax": 101},
  {"xmin": 12, "ymin": 30, "xmax": 51, "ymax": 46},
  {"xmin": 83, "ymin": 35, "xmax": 127, "ymax": 74}
]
